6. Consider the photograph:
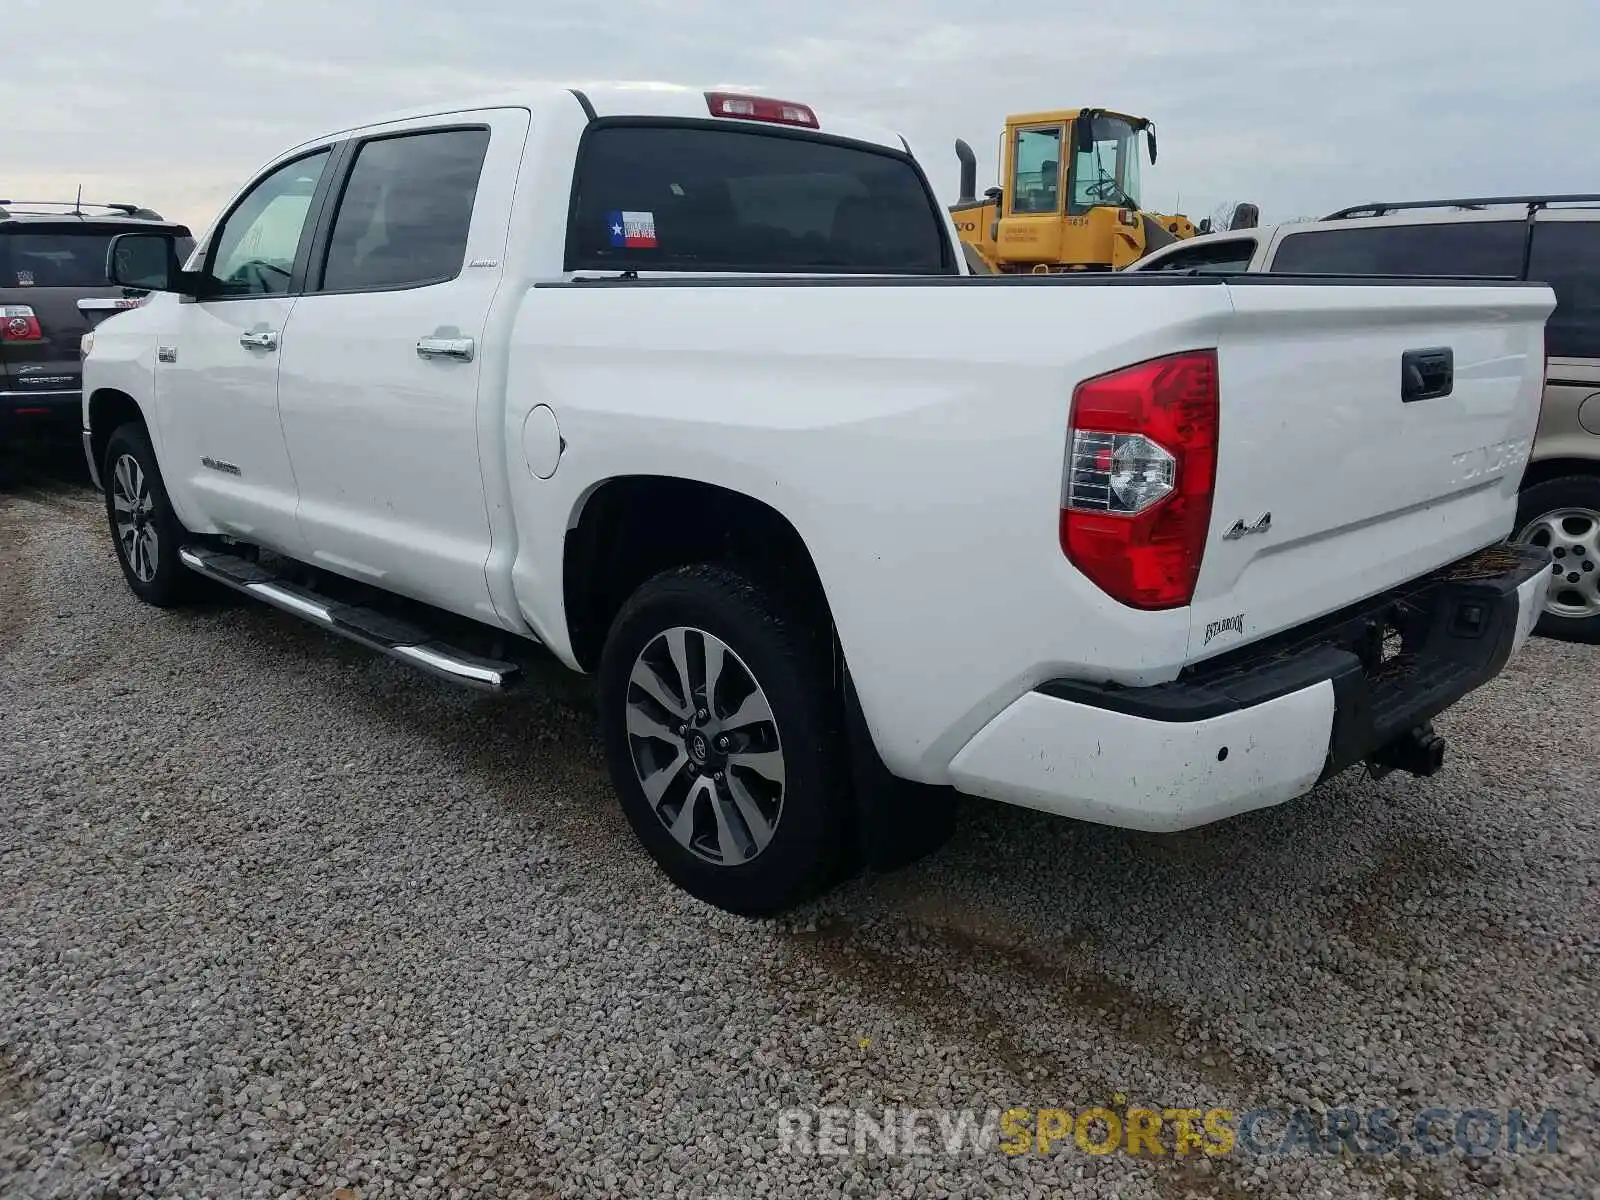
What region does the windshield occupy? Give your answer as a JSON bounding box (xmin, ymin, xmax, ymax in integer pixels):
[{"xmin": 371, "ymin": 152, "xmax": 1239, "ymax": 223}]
[{"xmin": 1068, "ymin": 115, "xmax": 1143, "ymax": 214}]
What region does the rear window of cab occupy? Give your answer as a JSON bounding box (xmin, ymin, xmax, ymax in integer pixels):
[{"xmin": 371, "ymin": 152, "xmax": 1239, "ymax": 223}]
[{"xmin": 566, "ymin": 123, "xmax": 955, "ymax": 275}]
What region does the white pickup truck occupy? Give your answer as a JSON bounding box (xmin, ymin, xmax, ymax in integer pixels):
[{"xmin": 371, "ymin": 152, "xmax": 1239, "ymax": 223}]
[{"xmin": 82, "ymin": 83, "xmax": 1555, "ymax": 914}]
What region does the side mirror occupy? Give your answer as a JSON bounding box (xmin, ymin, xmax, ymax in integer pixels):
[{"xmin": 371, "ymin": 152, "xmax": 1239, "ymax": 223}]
[
  {"xmin": 1073, "ymin": 111, "xmax": 1096, "ymax": 156},
  {"xmin": 106, "ymin": 232, "xmax": 186, "ymax": 293},
  {"xmin": 1147, "ymin": 128, "xmax": 1158, "ymax": 164}
]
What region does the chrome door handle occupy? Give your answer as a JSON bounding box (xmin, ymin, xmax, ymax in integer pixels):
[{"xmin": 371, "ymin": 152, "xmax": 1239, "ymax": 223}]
[
  {"xmin": 416, "ymin": 336, "xmax": 475, "ymax": 363},
  {"xmin": 239, "ymin": 330, "xmax": 279, "ymax": 351}
]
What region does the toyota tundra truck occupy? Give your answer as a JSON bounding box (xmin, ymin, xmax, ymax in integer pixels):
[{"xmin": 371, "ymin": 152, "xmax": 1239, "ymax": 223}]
[{"xmin": 80, "ymin": 83, "xmax": 1555, "ymax": 914}]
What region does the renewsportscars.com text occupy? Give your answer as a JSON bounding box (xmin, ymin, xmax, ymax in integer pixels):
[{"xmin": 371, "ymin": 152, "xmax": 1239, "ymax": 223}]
[{"xmin": 776, "ymin": 1104, "xmax": 1562, "ymax": 1160}]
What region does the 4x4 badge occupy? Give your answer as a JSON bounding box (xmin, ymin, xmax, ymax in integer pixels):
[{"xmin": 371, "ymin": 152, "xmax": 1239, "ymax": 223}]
[{"xmin": 1224, "ymin": 512, "xmax": 1272, "ymax": 540}]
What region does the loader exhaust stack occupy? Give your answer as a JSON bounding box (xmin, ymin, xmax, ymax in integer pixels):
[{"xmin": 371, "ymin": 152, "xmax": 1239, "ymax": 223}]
[{"xmin": 955, "ymin": 139, "xmax": 978, "ymax": 205}]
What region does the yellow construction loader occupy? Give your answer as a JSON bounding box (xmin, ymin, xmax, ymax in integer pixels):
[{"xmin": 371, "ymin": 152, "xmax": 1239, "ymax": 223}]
[{"xmin": 950, "ymin": 108, "xmax": 1240, "ymax": 273}]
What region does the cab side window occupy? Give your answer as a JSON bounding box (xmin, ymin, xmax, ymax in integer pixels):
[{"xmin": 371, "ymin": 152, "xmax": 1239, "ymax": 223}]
[
  {"xmin": 205, "ymin": 149, "xmax": 331, "ymax": 296},
  {"xmin": 318, "ymin": 128, "xmax": 491, "ymax": 293},
  {"xmin": 1527, "ymin": 222, "xmax": 1600, "ymax": 359}
]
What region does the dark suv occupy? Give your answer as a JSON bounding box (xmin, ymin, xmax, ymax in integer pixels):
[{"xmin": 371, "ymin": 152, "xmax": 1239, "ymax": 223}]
[{"xmin": 2, "ymin": 201, "xmax": 194, "ymax": 445}]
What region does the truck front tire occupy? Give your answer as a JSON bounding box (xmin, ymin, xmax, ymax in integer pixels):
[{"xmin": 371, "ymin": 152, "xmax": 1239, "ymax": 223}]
[
  {"xmin": 597, "ymin": 564, "xmax": 850, "ymax": 916},
  {"xmin": 103, "ymin": 422, "xmax": 195, "ymax": 608}
]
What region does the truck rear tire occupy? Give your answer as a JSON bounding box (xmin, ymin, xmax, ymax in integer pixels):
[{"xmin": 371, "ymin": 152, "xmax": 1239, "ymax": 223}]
[
  {"xmin": 1514, "ymin": 475, "xmax": 1600, "ymax": 644},
  {"xmin": 103, "ymin": 422, "xmax": 196, "ymax": 609},
  {"xmin": 597, "ymin": 564, "xmax": 850, "ymax": 915}
]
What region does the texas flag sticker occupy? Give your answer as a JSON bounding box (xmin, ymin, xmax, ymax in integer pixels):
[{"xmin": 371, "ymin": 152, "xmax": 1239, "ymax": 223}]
[{"xmin": 608, "ymin": 210, "xmax": 658, "ymax": 249}]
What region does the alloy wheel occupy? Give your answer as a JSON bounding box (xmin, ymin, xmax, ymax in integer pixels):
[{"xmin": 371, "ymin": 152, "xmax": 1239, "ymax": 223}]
[
  {"xmin": 112, "ymin": 453, "xmax": 159, "ymax": 584},
  {"xmin": 624, "ymin": 626, "xmax": 786, "ymax": 867}
]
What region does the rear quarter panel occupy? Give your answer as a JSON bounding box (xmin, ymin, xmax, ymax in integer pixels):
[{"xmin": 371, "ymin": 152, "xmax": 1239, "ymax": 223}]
[{"xmin": 504, "ymin": 278, "xmax": 1237, "ymax": 781}]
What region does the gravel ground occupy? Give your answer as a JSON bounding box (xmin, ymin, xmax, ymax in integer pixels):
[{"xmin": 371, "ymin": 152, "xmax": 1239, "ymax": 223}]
[{"xmin": 2, "ymin": 462, "xmax": 1597, "ymax": 1200}]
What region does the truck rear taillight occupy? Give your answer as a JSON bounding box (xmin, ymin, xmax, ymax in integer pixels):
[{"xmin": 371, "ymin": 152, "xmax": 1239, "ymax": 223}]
[
  {"xmin": 705, "ymin": 91, "xmax": 818, "ymax": 128},
  {"xmin": 2, "ymin": 305, "xmax": 42, "ymax": 342},
  {"xmin": 1060, "ymin": 349, "xmax": 1219, "ymax": 610}
]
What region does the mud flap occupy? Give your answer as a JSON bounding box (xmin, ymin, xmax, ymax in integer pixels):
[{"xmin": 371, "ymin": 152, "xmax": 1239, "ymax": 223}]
[{"xmin": 843, "ymin": 669, "xmax": 958, "ymax": 872}]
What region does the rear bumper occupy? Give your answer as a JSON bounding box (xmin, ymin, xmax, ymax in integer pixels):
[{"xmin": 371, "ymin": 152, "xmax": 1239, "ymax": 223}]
[
  {"xmin": 1, "ymin": 388, "xmax": 81, "ymax": 428},
  {"xmin": 946, "ymin": 543, "xmax": 1552, "ymax": 831}
]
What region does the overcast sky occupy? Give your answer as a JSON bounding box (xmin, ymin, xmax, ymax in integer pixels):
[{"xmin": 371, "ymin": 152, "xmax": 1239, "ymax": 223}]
[{"xmin": 7, "ymin": 0, "xmax": 1596, "ymax": 235}]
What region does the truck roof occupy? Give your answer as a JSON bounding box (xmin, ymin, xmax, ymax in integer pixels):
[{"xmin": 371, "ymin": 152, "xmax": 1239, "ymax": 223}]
[{"xmin": 314, "ymin": 82, "xmax": 912, "ymax": 156}]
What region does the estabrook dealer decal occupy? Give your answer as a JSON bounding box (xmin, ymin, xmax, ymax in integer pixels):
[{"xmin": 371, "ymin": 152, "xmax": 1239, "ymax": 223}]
[{"xmin": 1205, "ymin": 613, "xmax": 1245, "ymax": 646}]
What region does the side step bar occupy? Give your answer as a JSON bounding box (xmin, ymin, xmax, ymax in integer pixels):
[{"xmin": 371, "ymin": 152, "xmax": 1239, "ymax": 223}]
[{"xmin": 178, "ymin": 546, "xmax": 522, "ymax": 691}]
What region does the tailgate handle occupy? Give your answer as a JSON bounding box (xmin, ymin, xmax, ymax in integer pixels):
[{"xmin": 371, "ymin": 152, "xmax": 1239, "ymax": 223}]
[{"xmin": 1401, "ymin": 348, "xmax": 1453, "ymax": 403}]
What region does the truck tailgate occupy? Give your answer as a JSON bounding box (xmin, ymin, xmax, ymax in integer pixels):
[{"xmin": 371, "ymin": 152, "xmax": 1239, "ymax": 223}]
[{"xmin": 1187, "ymin": 280, "xmax": 1554, "ymax": 660}]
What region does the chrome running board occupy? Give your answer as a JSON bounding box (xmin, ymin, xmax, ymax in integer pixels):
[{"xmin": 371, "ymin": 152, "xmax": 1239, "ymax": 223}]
[{"xmin": 178, "ymin": 545, "xmax": 521, "ymax": 691}]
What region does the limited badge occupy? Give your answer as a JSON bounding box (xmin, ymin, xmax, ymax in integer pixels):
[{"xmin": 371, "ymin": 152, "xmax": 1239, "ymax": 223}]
[{"xmin": 608, "ymin": 210, "xmax": 658, "ymax": 249}]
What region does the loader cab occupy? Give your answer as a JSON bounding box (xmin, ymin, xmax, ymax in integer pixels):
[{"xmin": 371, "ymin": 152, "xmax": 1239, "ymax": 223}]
[
  {"xmin": 1006, "ymin": 113, "xmax": 1147, "ymax": 217},
  {"xmin": 948, "ymin": 107, "xmax": 1198, "ymax": 273},
  {"xmin": 955, "ymin": 109, "xmax": 1159, "ymax": 272}
]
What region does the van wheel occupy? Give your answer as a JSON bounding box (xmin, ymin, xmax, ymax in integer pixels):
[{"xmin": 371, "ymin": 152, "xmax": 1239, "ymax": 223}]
[
  {"xmin": 1514, "ymin": 475, "xmax": 1600, "ymax": 644},
  {"xmin": 103, "ymin": 422, "xmax": 195, "ymax": 608},
  {"xmin": 598, "ymin": 564, "xmax": 849, "ymax": 915}
]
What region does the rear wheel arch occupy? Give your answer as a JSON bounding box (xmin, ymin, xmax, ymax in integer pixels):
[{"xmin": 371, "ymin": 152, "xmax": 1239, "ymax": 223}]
[{"xmin": 561, "ymin": 475, "xmax": 833, "ymax": 674}]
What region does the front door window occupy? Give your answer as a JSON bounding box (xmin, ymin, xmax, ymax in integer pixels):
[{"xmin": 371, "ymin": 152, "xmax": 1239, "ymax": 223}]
[{"xmin": 204, "ymin": 150, "xmax": 331, "ymax": 296}]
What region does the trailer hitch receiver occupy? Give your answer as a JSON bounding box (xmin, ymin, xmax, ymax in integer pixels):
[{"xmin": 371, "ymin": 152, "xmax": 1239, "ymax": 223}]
[{"xmin": 1366, "ymin": 723, "xmax": 1447, "ymax": 781}]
